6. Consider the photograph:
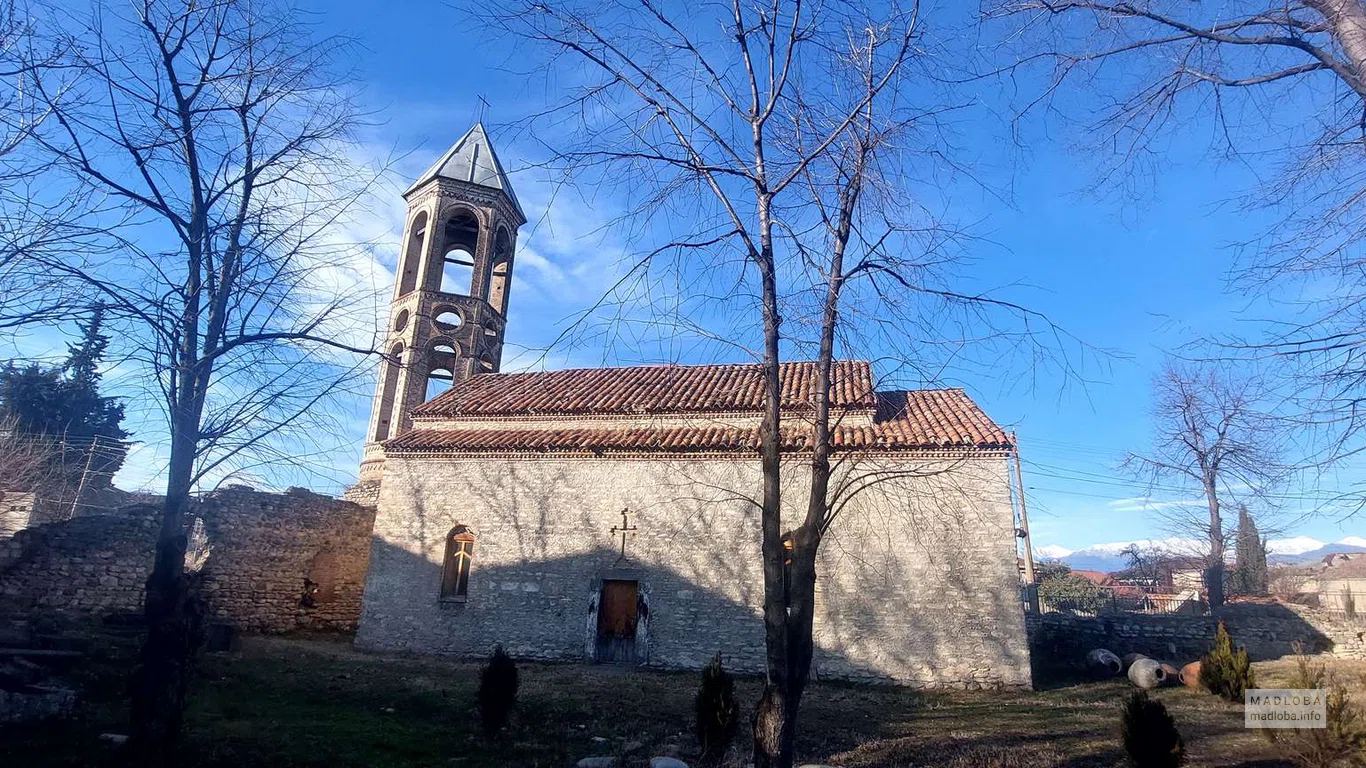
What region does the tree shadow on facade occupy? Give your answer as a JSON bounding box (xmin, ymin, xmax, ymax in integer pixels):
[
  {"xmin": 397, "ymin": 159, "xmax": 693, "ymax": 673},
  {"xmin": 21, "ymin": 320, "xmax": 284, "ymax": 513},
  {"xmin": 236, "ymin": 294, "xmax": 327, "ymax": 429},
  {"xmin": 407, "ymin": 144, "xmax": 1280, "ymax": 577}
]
[
  {"xmin": 357, "ymin": 537, "xmax": 898, "ymax": 681},
  {"xmin": 366, "ymin": 454, "xmax": 1035, "ymax": 690}
]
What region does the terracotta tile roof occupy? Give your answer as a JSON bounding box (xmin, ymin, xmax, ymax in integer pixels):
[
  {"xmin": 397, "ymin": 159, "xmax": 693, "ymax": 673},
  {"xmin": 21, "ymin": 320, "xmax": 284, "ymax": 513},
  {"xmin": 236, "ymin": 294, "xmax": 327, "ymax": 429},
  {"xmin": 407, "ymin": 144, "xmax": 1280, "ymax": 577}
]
[
  {"xmin": 388, "ymin": 388, "xmax": 1011, "ymax": 456},
  {"xmin": 412, "ymin": 360, "xmax": 877, "ymax": 418}
]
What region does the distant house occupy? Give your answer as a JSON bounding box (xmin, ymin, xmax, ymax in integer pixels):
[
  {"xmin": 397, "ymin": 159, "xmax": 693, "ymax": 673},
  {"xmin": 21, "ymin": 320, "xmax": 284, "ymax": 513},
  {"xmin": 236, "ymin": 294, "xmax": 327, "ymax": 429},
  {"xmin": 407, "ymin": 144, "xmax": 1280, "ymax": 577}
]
[
  {"xmin": 0, "ymin": 491, "xmax": 36, "ymax": 538},
  {"xmin": 1301, "ymin": 553, "xmax": 1366, "ymax": 612}
]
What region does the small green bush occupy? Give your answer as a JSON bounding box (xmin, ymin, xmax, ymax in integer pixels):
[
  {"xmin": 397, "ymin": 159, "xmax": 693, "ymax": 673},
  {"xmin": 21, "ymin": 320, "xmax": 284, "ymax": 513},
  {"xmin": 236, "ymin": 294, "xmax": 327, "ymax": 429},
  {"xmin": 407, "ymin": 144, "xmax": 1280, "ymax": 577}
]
[
  {"xmin": 1199, "ymin": 621, "xmax": 1255, "ymax": 702},
  {"xmin": 1121, "ymin": 690, "xmax": 1185, "ymax": 768},
  {"xmin": 476, "ymin": 644, "xmax": 519, "ymax": 736},
  {"xmin": 1263, "ymin": 650, "xmax": 1366, "ymax": 767},
  {"xmin": 695, "ymin": 652, "xmax": 738, "ymax": 764}
]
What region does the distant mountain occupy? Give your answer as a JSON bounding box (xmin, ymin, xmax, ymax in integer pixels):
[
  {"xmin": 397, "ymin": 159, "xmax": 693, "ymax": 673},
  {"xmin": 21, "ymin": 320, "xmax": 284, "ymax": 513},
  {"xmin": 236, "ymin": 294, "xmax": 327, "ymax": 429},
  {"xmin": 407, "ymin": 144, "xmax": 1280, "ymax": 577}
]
[
  {"xmin": 1036, "ymin": 536, "xmax": 1366, "ymax": 572},
  {"xmin": 1037, "ymin": 538, "xmax": 1203, "ymax": 573},
  {"xmin": 1269, "ymin": 540, "xmax": 1366, "ymax": 565}
]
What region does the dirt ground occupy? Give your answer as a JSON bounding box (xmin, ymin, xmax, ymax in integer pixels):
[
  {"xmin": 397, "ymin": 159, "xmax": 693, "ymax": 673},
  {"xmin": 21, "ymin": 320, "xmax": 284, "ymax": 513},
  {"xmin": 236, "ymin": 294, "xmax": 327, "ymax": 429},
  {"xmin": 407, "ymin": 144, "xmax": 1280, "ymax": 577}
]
[{"xmin": 5, "ymin": 636, "xmax": 1365, "ymax": 767}]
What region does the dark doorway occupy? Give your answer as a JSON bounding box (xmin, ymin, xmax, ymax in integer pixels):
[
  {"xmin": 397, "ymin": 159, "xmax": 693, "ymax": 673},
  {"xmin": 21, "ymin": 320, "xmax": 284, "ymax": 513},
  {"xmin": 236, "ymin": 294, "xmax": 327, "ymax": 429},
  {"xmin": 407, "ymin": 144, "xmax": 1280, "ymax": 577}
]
[{"xmin": 595, "ymin": 579, "xmax": 639, "ymax": 663}]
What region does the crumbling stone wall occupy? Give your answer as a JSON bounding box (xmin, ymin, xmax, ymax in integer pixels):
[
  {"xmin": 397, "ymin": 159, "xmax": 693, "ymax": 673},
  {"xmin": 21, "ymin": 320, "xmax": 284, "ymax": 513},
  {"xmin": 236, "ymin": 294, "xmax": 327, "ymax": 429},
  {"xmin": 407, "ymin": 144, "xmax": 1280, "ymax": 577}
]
[
  {"xmin": 1027, "ymin": 603, "xmax": 1366, "ymax": 664},
  {"xmin": 194, "ymin": 488, "xmax": 375, "ymax": 632},
  {"xmin": 0, "ymin": 505, "xmax": 159, "ymax": 616},
  {"xmin": 0, "ymin": 488, "xmax": 375, "ymax": 633}
]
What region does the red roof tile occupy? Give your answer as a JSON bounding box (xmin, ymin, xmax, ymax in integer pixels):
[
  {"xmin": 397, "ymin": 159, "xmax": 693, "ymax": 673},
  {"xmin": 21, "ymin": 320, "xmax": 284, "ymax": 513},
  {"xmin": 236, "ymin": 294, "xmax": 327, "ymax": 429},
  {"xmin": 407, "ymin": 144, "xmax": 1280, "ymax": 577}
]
[
  {"xmin": 412, "ymin": 360, "xmax": 877, "ymax": 418},
  {"xmin": 388, "ymin": 388, "xmax": 1011, "ymax": 456}
]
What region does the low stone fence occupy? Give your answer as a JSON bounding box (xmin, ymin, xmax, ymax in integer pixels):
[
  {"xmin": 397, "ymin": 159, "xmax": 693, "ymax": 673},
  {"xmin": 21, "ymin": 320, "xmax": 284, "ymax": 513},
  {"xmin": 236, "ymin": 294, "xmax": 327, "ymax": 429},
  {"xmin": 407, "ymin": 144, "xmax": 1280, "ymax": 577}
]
[
  {"xmin": 0, "ymin": 488, "xmax": 375, "ymax": 633},
  {"xmin": 1027, "ymin": 602, "xmax": 1366, "ymax": 665}
]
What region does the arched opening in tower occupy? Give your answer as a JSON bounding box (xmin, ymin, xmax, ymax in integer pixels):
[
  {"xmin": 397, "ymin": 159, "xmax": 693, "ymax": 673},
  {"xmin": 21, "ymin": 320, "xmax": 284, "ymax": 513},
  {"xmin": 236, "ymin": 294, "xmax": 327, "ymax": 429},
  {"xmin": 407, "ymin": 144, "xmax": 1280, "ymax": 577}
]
[
  {"xmin": 397, "ymin": 211, "xmax": 428, "ymax": 297},
  {"xmin": 373, "ymin": 342, "xmax": 404, "ymax": 441},
  {"xmin": 438, "ymin": 209, "xmax": 480, "ymax": 295},
  {"xmin": 425, "ymin": 341, "xmax": 458, "ymax": 401},
  {"xmin": 488, "ymin": 227, "xmax": 512, "ymax": 315}
]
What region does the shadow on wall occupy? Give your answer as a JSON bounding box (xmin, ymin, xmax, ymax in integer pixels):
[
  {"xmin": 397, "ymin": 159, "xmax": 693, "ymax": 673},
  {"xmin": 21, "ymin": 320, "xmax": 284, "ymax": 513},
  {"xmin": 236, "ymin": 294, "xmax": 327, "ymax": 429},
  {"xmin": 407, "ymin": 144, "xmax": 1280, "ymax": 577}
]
[
  {"xmin": 361, "ymin": 454, "xmax": 1034, "ymax": 689},
  {"xmin": 1028, "ymin": 603, "xmax": 1339, "ymax": 681},
  {"xmin": 358, "ymin": 536, "xmax": 903, "ymax": 683}
]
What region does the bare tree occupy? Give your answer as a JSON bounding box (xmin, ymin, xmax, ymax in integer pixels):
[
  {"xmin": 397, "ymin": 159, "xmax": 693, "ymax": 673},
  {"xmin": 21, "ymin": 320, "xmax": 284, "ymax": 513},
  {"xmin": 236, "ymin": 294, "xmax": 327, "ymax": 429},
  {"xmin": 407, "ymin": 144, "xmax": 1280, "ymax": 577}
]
[
  {"xmin": 1125, "ymin": 362, "xmax": 1284, "ymax": 607},
  {"xmin": 484, "ymin": 1, "xmax": 1076, "ymax": 764},
  {"xmin": 0, "ymin": 0, "xmax": 108, "ymax": 332},
  {"xmin": 987, "ymin": 0, "xmax": 1366, "ymax": 502},
  {"xmin": 0, "ymin": 414, "xmax": 56, "ymax": 494},
  {"xmin": 17, "ymin": 0, "xmax": 385, "ymax": 752}
]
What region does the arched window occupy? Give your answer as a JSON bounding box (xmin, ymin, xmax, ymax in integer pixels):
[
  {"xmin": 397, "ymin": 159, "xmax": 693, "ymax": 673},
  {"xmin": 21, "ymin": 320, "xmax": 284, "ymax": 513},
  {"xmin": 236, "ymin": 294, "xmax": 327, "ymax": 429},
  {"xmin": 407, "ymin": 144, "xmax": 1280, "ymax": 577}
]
[
  {"xmin": 437, "ymin": 209, "xmax": 480, "ymax": 295},
  {"xmin": 425, "ymin": 366, "xmax": 454, "ymax": 402},
  {"xmin": 441, "ymin": 248, "xmax": 475, "ymax": 295},
  {"xmin": 425, "ymin": 341, "xmax": 458, "ymax": 401},
  {"xmin": 397, "ymin": 211, "xmax": 427, "ymax": 297},
  {"xmin": 373, "ymin": 342, "xmax": 404, "ymax": 441},
  {"xmin": 488, "ymin": 228, "xmax": 512, "ymax": 315},
  {"xmin": 441, "ymin": 526, "xmax": 475, "ymax": 601}
]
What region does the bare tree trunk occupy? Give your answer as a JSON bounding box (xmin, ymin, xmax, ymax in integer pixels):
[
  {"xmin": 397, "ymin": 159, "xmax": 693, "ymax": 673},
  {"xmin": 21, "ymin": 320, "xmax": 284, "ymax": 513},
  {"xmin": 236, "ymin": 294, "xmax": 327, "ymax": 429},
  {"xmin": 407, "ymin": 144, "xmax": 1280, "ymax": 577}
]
[
  {"xmin": 753, "ymin": 184, "xmax": 792, "ymax": 766},
  {"xmin": 1205, "ymin": 478, "xmax": 1225, "ymax": 609},
  {"xmin": 1306, "ymin": 0, "xmax": 1366, "ymax": 95},
  {"xmin": 128, "ymin": 425, "xmax": 202, "ymax": 755}
]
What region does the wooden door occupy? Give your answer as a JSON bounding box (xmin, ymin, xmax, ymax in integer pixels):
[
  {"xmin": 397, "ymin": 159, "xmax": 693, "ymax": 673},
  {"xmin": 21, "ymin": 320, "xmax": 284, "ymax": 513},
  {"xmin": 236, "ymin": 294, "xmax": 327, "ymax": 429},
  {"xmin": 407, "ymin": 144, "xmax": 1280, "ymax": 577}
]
[{"xmin": 595, "ymin": 580, "xmax": 639, "ymax": 663}]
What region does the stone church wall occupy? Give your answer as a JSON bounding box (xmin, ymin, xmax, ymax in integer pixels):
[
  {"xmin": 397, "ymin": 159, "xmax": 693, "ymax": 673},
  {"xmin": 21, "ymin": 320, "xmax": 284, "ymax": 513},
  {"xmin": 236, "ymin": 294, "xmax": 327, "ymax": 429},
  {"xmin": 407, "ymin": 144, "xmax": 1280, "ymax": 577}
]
[
  {"xmin": 0, "ymin": 488, "xmax": 374, "ymax": 633},
  {"xmin": 357, "ymin": 454, "xmax": 1032, "ymax": 689}
]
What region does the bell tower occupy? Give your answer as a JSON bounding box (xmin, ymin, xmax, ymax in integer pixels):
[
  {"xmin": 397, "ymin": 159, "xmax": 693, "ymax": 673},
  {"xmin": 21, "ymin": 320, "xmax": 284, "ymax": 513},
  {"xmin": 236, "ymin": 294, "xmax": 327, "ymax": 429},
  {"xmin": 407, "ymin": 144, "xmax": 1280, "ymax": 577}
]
[{"xmin": 355, "ymin": 124, "xmax": 525, "ymax": 488}]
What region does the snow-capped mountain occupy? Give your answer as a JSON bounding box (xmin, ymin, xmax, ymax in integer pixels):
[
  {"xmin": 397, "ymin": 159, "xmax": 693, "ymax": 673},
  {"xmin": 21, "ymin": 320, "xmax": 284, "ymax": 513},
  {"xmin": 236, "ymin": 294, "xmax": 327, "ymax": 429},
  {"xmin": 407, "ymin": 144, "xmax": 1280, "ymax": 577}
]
[
  {"xmin": 1035, "ymin": 538, "xmax": 1203, "ymax": 572},
  {"xmin": 1035, "ymin": 536, "xmax": 1366, "ymax": 572}
]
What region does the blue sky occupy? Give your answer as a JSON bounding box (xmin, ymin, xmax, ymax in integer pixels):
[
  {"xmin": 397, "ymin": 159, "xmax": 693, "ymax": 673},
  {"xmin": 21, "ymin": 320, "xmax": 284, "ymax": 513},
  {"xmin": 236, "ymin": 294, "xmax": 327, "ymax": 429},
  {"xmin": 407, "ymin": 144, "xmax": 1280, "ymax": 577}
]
[{"xmin": 12, "ymin": 0, "xmax": 1363, "ymax": 551}]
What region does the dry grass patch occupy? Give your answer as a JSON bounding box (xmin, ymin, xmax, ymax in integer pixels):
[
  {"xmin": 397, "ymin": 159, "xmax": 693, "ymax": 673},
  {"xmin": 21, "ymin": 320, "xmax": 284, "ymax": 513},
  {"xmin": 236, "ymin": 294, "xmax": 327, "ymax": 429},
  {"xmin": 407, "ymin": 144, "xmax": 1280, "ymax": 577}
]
[{"xmin": 6, "ymin": 636, "xmax": 1362, "ymax": 767}]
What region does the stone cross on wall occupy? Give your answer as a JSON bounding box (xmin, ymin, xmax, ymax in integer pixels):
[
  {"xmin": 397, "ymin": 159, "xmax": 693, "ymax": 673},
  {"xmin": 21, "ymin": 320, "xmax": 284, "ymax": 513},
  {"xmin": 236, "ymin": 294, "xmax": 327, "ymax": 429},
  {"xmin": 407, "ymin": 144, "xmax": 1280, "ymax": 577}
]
[{"xmin": 610, "ymin": 508, "xmax": 638, "ymax": 562}]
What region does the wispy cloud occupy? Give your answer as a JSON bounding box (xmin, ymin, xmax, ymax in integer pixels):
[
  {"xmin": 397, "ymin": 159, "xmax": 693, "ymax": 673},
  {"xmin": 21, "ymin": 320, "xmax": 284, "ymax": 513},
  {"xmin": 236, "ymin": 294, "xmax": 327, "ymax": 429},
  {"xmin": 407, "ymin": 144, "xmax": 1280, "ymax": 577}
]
[{"xmin": 1107, "ymin": 496, "xmax": 1206, "ymax": 513}]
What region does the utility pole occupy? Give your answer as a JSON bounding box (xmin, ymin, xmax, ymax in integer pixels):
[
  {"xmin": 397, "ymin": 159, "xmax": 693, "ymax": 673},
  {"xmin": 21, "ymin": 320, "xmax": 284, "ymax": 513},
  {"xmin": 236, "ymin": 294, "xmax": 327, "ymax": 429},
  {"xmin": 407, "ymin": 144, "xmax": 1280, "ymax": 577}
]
[
  {"xmin": 1011, "ymin": 431, "xmax": 1037, "ymax": 595},
  {"xmin": 69, "ymin": 436, "xmax": 99, "ymax": 520}
]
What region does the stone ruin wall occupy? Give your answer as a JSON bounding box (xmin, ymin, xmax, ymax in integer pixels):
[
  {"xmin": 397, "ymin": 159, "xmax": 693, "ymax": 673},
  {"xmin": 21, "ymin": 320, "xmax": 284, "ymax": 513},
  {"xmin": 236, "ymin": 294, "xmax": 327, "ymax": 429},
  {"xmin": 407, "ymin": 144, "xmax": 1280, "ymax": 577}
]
[
  {"xmin": 1027, "ymin": 603, "xmax": 1366, "ymax": 666},
  {"xmin": 0, "ymin": 488, "xmax": 375, "ymax": 633}
]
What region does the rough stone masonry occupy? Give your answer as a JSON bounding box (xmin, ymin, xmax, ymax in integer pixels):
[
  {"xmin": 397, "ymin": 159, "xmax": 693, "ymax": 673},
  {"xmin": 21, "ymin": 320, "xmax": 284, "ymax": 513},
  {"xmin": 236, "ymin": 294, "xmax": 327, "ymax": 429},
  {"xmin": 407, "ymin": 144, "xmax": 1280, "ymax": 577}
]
[
  {"xmin": 0, "ymin": 487, "xmax": 374, "ymax": 633},
  {"xmin": 357, "ymin": 452, "xmax": 1034, "ymax": 690}
]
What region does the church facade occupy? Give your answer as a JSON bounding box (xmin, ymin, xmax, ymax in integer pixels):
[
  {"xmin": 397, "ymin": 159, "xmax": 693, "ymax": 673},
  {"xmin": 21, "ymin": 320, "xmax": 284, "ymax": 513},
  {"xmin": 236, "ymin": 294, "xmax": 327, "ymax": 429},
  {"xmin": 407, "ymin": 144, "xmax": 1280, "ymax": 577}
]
[{"xmin": 353, "ymin": 126, "xmax": 1033, "ymax": 689}]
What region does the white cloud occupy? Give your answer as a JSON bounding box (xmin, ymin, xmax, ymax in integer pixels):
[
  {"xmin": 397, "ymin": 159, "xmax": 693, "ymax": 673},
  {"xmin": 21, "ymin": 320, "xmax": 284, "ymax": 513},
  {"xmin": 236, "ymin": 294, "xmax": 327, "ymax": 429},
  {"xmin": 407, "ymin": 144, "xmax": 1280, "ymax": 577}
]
[
  {"xmin": 1106, "ymin": 497, "xmax": 1206, "ymax": 513},
  {"xmin": 1267, "ymin": 536, "xmax": 1328, "ymax": 556}
]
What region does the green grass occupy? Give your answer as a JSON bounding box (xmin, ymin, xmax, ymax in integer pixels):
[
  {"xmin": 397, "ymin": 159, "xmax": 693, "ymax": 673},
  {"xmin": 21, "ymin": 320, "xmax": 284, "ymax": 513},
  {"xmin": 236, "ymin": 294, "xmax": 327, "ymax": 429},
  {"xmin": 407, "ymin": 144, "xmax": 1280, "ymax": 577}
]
[{"xmin": 3, "ymin": 636, "xmax": 1337, "ymax": 767}]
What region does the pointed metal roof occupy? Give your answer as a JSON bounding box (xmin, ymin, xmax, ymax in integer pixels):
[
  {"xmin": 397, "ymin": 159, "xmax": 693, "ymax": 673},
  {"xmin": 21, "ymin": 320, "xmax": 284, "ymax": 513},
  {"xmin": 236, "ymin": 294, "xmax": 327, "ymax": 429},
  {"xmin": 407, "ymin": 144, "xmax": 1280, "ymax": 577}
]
[{"xmin": 404, "ymin": 123, "xmax": 525, "ymax": 221}]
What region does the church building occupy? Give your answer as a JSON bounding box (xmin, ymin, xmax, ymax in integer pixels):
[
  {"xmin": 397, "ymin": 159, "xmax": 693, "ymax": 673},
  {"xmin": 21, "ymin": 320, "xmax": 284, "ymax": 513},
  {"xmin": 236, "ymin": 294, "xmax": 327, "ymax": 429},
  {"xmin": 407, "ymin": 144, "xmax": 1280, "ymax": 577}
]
[{"xmin": 353, "ymin": 125, "xmax": 1033, "ymax": 689}]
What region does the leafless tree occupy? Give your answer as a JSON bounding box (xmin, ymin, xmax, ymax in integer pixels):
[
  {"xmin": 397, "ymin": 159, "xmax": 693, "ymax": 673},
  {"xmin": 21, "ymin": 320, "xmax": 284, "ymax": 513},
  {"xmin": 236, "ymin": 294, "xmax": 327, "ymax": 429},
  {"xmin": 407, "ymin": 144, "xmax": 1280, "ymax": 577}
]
[
  {"xmin": 0, "ymin": 0, "xmax": 108, "ymax": 333},
  {"xmin": 0, "ymin": 414, "xmax": 56, "ymax": 493},
  {"xmin": 987, "ymin": 0, "xmax": 1366, "ymax": 504},
  {"xmin": 17, "ymin": 0, "xmax": 386, "ymax": 752},
  {"xmin": 483, "ymin": 1, "xmax": 1079, "ymax": 764},
  {"xmin": 1125, "ymin": 361, "xmax": 1284, "ymax": 607}
]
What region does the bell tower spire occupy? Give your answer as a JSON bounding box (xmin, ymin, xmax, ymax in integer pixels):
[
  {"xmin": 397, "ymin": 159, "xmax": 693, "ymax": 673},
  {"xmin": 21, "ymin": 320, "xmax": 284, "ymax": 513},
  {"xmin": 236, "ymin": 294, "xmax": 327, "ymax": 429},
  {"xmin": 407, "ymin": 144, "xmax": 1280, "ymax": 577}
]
[{"xmin": 355, "ymin": 124, "xmax": 525, "ymax": 490}]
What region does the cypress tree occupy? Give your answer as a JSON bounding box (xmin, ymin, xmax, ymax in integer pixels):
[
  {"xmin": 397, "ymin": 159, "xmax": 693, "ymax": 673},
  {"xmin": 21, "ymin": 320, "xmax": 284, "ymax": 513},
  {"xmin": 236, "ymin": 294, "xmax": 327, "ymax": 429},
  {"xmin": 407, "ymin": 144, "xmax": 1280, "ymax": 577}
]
[
  {"xmin": 1230, "ymin": 506, "xmax": 1268, "ymax": 597},
  {"xmin": 0, "ymin": 305, "xmax": 129, "ymax": 482}
]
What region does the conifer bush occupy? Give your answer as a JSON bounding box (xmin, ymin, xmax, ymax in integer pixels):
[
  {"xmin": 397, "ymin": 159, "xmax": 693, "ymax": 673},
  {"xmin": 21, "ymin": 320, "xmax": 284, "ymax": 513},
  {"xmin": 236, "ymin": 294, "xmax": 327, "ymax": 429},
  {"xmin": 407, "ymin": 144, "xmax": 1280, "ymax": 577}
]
[
  {"xmin": 476, "ymin": 644, "xmax": 519, "ymax": 736},
  {"xmin": 1121, "ymin": 691, "xmax": 1186, "ymax": 768},
  {"xmin": 1199, "ymin": 621, "xmax": 1255, "ymax": 702},
  {"xmin": 695, "ymin": 652, "xmax": 738, "ymax": 764}
]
